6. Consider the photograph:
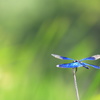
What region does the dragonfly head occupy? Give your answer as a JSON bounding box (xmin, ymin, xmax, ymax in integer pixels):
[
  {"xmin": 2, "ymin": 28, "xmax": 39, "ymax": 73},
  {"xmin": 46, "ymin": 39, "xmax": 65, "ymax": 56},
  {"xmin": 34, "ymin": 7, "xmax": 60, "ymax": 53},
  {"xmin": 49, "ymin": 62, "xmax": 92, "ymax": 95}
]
[
  {"xmin": 74, "ymin": 60, "xmax": 79, "ymax": 62},
  {"xmin": 73, "ymin": 60, "xmax": 82, "ymax": 64}
]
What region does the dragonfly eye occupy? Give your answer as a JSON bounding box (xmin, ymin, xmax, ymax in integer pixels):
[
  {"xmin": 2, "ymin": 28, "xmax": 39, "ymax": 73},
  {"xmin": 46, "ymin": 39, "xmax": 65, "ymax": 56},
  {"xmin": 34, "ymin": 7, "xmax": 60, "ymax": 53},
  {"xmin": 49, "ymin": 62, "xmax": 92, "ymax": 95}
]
[{"xmin": 74, "ymin": 60, "xmax": 79, "ymax": 62}]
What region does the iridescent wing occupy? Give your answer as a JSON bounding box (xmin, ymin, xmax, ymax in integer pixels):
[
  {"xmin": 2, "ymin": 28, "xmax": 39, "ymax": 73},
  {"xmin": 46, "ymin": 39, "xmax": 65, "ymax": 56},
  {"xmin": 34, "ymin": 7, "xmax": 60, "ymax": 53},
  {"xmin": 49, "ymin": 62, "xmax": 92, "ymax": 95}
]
[
  {"xmin": 79, "ymin": 62, "xmax": 90, "ymax": 69},
  {"xmin": 56, "ymin": 62, "xmax": 83, "ymax": 68},
  {"xmin": 81, "ymin": 62, "xmax": 100, "ymax": 69},
  {"xmin": 51, "ymin": 54, "xmax": 74, "ymax": 60},
  {"xmin": 80, "ymin": 55, "xmax": 100, "ymax": 61}
]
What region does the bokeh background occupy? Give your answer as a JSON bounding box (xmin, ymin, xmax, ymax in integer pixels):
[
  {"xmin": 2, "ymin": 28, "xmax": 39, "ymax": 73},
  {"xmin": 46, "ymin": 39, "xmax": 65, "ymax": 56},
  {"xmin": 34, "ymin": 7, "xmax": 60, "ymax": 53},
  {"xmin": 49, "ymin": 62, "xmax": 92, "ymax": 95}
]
[{"xmin": 0, "ymin": 0, "xmax": 100, "ymax": 100}]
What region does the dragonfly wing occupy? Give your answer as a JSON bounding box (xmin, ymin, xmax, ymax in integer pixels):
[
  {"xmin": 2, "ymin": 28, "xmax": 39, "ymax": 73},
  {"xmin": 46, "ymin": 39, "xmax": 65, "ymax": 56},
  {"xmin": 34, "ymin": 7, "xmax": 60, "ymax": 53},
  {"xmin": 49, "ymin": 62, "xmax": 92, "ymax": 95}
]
[
  {"xmin": 79, "ymin": 62, "xmax": 90, "ymax": 69},
  {"xmin": 51, "ymin": 54, "xmax": 74, "ymax": 60},
  {"xmin": 80, "ymin": 55, "xmax": 100, "ymax": 61},
  {"xmin": 57, "ymin": 62, "xmax": 82, "ymax": 68},
  {"xmin": 82, "ymin": 62, "xmax": 100, "ymax": 69}
]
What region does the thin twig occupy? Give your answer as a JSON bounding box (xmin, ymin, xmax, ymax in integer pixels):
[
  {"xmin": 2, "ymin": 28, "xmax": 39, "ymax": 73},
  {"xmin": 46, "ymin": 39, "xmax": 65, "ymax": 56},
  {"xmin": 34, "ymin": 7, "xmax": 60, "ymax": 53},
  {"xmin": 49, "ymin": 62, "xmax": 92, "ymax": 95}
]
[{"xmin": 72, "ymin": 68, "xmax": 80, "ymax": 100}]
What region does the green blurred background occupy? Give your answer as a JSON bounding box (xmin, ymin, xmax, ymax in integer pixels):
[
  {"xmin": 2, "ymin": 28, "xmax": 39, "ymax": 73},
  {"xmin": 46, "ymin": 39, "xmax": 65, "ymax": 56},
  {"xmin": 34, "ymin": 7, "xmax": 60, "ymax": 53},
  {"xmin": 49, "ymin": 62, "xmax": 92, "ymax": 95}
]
[{"xmin": 0, "ymin": 0, "xmax": 100, "ymax": 100}]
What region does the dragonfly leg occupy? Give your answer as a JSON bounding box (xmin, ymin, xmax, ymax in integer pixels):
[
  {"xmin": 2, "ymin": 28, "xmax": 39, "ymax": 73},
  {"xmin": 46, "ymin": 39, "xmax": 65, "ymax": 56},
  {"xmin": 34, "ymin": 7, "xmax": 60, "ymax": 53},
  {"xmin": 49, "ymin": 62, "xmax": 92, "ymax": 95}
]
[{"xmin": 75, "ymin": 67, "xmax": 78, "ymax": 72}]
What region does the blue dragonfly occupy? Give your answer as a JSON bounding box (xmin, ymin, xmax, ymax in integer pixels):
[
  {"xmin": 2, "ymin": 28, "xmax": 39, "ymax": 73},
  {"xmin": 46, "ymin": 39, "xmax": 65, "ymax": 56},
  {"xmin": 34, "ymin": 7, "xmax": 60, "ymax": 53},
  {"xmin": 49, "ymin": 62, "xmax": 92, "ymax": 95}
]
[{"xmin": 51, "ymin": 54, "xmax": 100, "ymax": 70}]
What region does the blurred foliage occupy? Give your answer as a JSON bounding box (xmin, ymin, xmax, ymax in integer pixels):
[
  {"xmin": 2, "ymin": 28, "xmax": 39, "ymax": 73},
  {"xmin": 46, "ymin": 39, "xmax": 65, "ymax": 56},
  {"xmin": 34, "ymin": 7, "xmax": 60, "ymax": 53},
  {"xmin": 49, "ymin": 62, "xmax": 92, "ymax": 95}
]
[{"xmin": 0, "ymin": 0, "xmax": 100, "ymax": 100}]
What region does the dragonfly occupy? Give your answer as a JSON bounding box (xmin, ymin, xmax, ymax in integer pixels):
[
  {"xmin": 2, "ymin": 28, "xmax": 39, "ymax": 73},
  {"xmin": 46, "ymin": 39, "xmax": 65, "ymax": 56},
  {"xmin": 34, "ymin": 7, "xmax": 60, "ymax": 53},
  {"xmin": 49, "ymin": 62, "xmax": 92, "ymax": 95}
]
[{"xmin": 51, "ymin": 54, "xmax": 100, "ymax": 71}]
